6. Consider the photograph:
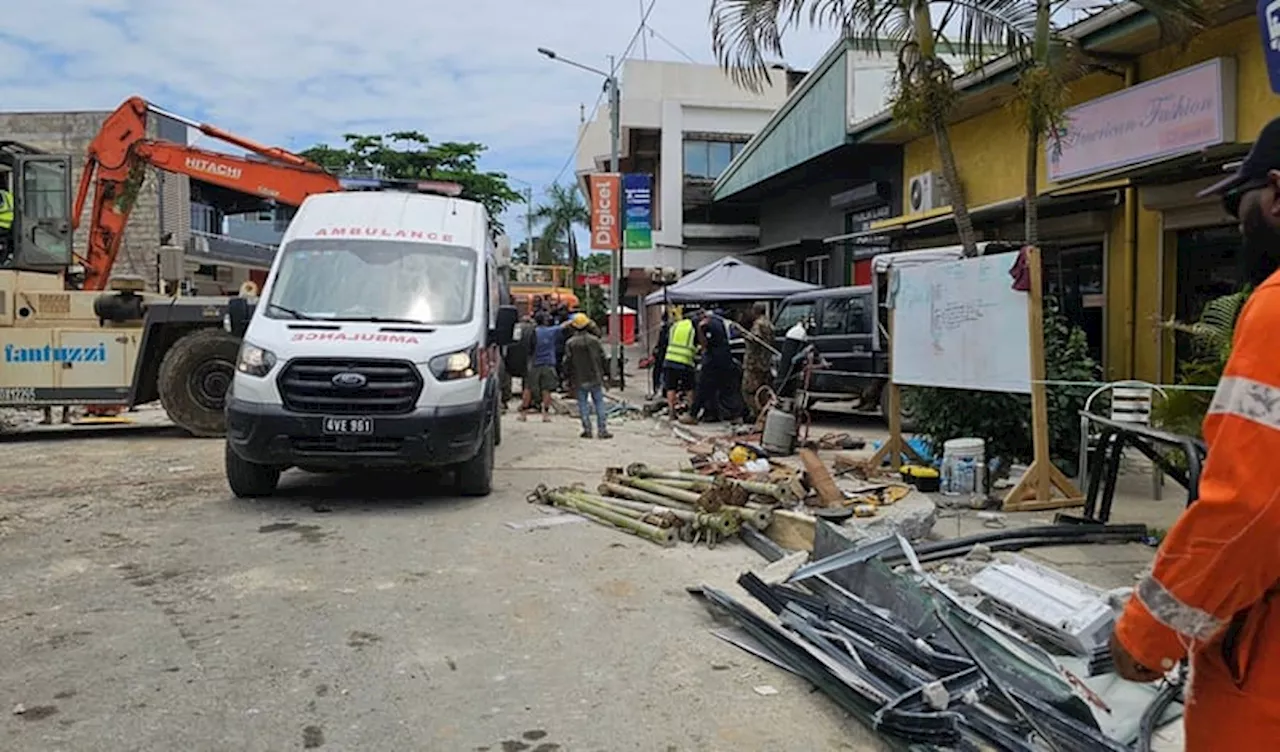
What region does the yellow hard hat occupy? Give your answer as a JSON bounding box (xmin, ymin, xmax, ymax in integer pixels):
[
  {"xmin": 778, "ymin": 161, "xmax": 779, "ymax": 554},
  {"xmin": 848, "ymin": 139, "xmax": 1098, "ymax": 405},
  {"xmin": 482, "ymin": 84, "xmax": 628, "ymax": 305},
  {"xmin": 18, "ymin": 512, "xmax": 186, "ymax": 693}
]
[{"xmin": 571, "ymin": 312, "xmax": 590, "ymax": 329}]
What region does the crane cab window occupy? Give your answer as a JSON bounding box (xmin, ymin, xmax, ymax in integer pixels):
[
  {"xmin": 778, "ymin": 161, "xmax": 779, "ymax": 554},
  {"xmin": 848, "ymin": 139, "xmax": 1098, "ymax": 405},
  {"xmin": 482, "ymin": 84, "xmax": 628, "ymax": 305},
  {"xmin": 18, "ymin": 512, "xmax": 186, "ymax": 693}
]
[{"xmin": 17, "ymin": 157, "xmax": 72, "ymax": 268}]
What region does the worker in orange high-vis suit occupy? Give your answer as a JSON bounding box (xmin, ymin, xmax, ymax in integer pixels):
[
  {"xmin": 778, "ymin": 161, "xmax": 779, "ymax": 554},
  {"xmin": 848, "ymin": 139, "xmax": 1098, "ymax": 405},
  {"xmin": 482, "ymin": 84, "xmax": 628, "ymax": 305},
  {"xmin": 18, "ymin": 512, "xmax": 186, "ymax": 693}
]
[{"xmin": 1111, "ymin": 115, "xmax": 1280, "ymax": 749}]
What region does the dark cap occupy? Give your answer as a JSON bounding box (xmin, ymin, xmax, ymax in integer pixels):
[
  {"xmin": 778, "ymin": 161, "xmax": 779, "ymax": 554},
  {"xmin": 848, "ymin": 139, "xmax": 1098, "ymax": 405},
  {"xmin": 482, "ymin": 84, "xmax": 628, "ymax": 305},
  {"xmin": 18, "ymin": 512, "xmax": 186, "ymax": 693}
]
[{"xmin": 1197, "ymin": 116, "xmax": 1280, "ymax": 199}]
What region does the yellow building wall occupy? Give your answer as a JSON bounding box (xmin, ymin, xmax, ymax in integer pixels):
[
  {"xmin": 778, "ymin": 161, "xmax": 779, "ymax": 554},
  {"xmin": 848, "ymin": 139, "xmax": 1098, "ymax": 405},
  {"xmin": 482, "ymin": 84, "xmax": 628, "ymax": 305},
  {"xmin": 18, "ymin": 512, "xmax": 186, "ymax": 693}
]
[
  {"xmin": 900, "ymin": 15, "xmax": 1275, "ymax": 382},
  {"xmin": 902, "ymin": 73, "xmax": 1123, "ymax": 208}
]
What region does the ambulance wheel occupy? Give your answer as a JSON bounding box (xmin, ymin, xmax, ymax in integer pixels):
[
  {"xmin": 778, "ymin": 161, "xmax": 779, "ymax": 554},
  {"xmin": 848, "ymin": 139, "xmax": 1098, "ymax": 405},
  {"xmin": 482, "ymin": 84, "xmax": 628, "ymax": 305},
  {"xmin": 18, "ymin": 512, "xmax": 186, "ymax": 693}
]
[
  {"xmin": 224, "ymin": 442, "xmax": 279, "ymax": 498},
  {"xmin": 158, "ymin": 328, "xmax": 239, "ymax": 437},
  {"xmin": 455, "ymin": 416, "xmax": 496, "ymax": 497}
]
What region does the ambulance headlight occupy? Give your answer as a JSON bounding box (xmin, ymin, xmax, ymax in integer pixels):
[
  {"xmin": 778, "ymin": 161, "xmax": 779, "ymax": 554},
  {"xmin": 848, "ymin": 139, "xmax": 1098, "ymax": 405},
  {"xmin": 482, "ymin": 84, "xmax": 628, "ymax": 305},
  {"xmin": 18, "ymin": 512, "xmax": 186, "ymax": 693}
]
[
  {"xmin": 429, "ymin": 347, "xmax": 477, "ymax": 381},
  {"xmin": 236, "ymin": 342, "xmax": 277, "ymax": 377}
]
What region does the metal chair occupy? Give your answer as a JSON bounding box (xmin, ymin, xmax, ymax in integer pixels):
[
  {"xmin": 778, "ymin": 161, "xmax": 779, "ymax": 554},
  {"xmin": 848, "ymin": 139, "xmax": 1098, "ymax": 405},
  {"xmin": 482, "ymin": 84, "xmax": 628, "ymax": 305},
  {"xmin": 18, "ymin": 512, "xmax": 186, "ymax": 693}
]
[{"xmin": 1079, "ymin": 380, "xmax": 1168, "ymax": 500}]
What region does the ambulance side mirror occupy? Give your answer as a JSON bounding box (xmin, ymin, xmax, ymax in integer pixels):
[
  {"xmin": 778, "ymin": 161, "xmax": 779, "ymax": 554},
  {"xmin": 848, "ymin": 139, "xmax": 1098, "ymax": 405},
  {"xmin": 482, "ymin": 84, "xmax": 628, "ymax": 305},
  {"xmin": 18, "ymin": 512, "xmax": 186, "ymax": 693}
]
[
  {"xmin": 494, "ymin": 305, "xmax": 518, "ymax": 346},
  {"xmin": 227, "ymin": 297, "xmax": 254, "ymax": 338}
]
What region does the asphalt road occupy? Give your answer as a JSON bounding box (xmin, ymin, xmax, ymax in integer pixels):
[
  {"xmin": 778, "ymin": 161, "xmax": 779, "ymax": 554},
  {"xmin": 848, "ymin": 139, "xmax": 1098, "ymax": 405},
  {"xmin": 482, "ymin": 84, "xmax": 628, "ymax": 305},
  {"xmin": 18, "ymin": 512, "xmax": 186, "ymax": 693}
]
[{"xmin": 0, "ymin": 411, "xmax": 882, "ymax": 752}]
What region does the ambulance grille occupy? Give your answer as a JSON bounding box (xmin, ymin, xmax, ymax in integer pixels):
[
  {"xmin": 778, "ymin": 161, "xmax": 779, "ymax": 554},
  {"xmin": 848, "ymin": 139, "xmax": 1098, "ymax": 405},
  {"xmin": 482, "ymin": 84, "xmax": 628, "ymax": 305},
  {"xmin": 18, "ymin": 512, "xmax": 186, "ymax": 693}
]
[{"xmin": 277, "ymin": 358, "xmax": 422, "ymax": 415}]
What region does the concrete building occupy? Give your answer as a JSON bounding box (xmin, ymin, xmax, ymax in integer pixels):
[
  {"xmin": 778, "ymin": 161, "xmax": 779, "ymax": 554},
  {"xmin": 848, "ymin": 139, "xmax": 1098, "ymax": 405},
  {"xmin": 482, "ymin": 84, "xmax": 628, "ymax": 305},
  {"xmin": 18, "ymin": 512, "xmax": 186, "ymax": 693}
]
[
  {"xmin": 573, "ymin": 59, "xmax": 793, "ymax": 293},
  {"xmin": 712, "ymin": 40, "xmax": 967, "ymax": 288}
]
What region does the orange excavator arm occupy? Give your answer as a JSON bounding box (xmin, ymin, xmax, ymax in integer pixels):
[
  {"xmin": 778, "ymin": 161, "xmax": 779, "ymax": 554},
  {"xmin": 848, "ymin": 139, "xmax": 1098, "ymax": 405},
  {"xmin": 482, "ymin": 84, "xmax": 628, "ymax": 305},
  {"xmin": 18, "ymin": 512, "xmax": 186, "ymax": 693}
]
[{"xmin": 72, "ymin": 95, "xmax": 343, "ymax": 291}]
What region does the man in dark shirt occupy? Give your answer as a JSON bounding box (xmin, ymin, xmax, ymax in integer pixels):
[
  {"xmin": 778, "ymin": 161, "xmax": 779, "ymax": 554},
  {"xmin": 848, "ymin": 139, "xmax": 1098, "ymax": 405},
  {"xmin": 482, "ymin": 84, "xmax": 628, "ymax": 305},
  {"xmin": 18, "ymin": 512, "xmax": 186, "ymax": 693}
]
[
  {"xmin": 563, "ymin": 313, "xmax": 612, "ymax": 439},
  {"xmin": 650, "ymin": 312, "xmax": 670, "ymax": 399},
  {"xmin": 520, "ymin": 313, "xmax": 560, "ymax": 422},
  {"xmin": 687, "ymin": 309, "xmax": 733, "ymax": 423}
]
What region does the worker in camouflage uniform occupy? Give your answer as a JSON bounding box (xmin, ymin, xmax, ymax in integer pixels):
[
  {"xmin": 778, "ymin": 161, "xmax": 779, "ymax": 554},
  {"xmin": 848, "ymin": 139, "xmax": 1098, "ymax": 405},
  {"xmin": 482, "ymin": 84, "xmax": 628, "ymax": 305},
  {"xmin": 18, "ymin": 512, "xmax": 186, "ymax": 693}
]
[{"xmin": 741, "ymin": 302, "xmax": 774, "ymax": 420}]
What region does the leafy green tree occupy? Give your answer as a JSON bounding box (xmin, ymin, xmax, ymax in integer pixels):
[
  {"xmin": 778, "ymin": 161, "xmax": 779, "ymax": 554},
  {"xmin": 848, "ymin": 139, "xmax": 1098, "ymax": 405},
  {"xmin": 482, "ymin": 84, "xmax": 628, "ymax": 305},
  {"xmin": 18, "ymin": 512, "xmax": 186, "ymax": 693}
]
[
  {"xmin": 531, "ymin": 182, "xmax": 589, "ymax": 273},
  {"xmin": 300, "ymin": 132, "xmax": 522, "ymax": 229}
]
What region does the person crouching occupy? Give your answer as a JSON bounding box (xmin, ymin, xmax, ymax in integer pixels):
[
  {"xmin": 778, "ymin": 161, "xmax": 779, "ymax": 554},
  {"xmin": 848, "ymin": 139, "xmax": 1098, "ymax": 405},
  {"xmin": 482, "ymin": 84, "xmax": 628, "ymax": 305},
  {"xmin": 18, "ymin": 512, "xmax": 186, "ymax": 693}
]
[{"xmin": 563, "ymin": 313, "xmax": 612, "ymax": 439}]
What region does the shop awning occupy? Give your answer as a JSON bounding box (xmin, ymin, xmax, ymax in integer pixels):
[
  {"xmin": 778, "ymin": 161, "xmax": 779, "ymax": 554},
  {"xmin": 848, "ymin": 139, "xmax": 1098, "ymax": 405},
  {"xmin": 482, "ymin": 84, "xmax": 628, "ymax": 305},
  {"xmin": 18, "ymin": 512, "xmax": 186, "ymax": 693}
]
[
  {"xmin": 823, "ymin": 189, "xmax": 1122, "ymax": 245},
  {"xmin": 1043, "ymin": 143, "xmax": 1251, "ymax": 196}
]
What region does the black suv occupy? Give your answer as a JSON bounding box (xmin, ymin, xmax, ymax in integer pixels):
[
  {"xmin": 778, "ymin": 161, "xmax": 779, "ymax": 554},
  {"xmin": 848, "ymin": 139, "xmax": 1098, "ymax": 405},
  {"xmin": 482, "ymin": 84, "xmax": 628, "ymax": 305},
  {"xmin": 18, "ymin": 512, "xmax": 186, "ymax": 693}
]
[{"xmin": 771, "ymin": 285, "xmax": 894, "ymax": 419}]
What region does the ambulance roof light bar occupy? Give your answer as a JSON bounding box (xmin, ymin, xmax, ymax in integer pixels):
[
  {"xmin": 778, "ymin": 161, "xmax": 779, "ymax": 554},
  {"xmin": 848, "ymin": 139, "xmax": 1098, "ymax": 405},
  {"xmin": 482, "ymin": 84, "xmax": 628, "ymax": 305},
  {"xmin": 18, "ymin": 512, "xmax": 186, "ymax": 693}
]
[{"xmin": 338, "ymin": 176, "xmax": 465, "ymax": 198}]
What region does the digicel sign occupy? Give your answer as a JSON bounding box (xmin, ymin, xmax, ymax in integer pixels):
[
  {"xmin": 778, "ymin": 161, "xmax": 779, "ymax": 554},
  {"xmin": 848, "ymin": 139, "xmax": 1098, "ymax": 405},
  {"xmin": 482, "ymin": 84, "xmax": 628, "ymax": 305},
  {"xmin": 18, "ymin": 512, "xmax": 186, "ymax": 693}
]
[{"xmin": 589, "ymin": 173, "xmax": 621, "ymax": 250}]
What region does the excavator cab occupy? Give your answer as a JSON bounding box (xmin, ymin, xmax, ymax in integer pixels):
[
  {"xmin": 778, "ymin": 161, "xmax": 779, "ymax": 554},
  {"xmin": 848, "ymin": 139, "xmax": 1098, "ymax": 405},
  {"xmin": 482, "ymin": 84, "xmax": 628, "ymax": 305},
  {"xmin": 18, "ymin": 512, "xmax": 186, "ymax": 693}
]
[{"xmin": 0, "ymin": 141, "xmax": 73, "ymax": 271}]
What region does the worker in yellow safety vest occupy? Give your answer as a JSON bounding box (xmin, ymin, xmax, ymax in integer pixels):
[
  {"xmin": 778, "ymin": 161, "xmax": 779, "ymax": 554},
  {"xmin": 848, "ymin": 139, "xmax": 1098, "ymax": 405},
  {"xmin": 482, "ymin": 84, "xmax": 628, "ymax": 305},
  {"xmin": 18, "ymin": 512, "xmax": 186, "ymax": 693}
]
[
  {"xmin": 663, "ymin": 308, "xmax": 699, "ymax": 422},
  {"xmin": 0, "ymin": 188, "xmax": 13, "ymax": 266}
]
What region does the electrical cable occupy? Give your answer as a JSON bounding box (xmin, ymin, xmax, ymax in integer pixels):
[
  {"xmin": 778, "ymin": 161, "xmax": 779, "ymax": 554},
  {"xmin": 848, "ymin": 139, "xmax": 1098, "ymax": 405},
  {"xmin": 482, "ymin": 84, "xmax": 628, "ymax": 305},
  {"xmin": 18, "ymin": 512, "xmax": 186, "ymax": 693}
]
[
  {"xmin": 646, "ymin": 27, "xmax": 698, "ymax": 64},
  {"xmin": 548, "ymin": 0, "xmax": 660, "ymax": 185}
]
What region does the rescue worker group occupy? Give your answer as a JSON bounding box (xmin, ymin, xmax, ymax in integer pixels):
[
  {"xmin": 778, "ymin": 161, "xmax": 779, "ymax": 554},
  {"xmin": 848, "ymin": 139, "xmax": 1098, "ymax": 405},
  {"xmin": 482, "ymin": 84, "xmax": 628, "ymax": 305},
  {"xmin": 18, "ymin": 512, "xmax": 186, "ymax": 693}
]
[{"xmin": 512, "ymin": 296, "xmax": 774, "ymax": 437}]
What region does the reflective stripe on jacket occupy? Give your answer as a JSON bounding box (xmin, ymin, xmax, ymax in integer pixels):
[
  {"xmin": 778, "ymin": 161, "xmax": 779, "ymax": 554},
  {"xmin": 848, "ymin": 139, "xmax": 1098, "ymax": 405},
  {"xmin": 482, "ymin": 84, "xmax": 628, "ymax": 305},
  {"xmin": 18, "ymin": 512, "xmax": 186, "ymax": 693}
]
[
  {"xmin": 664, "ymin": 319, "xmax": 696, "ymax": 366},
  {"xmin": 0, "ymin": 190, "xmax": 13, "ymax": 230},
  {"xmin": 1115, "ymin": 273, "xmax": 1280, "ymax": 748}
]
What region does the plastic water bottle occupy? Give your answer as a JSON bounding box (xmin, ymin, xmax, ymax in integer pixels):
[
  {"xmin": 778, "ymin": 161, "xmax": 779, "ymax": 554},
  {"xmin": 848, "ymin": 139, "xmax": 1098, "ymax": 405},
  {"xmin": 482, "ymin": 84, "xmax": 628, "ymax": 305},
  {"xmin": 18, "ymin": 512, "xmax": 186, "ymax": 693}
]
[{"xmin": 958, "ymin": 459, "xmax": 975, "ymax": 494}]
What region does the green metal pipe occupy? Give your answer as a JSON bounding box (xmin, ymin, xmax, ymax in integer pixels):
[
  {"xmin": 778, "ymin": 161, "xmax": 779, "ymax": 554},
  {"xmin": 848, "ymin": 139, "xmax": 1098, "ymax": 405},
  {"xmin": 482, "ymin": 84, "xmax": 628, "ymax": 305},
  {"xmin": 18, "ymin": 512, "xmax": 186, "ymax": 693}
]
[
  {"xmin": 615, "ymin": 476, "xmax": 703, "ymax": 505},
  {"xmin": 598, "ymin": 481, "xmax": 696, "ymax": 511},
  {"xmin": 546, "ymin": 489, "xmax": 677, "ymax": 547}
]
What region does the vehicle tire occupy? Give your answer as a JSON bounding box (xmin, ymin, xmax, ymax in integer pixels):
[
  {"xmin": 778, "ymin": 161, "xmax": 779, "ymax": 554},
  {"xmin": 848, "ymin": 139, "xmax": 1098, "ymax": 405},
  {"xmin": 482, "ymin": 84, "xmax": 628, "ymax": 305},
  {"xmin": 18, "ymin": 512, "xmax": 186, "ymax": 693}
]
[
  {"xmin": 158, "ymin": 327, "xmax": 240, "ymax": 437},
  {"xmin": 224, "ymin": 442, "xmax": 279, "ymax": 498},
  {"xmin": 455, "ymin": 415, "xmax": 496, "ymax": 497},
  {"xmin": 494, "ymin": 398, "xmax": 503, "ymax": 446}
]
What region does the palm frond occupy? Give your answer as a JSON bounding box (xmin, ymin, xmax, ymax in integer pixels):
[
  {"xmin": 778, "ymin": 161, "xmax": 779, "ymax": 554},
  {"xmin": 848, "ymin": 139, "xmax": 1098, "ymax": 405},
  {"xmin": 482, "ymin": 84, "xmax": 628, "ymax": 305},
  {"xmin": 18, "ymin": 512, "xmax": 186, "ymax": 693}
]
[
  {"xmin": 709, "ymin": 0, "xmax": 791, "ymax": 92},
  {"xmin": 938, "ymin": 0, "xmax": 1038, "ymax": 66}
]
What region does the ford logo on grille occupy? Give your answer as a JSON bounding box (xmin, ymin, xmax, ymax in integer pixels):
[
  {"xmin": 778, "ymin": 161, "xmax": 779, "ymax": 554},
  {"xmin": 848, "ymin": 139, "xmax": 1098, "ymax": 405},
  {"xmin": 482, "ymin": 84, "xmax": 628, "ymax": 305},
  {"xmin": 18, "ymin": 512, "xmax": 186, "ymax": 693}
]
[{"xmin": 332, "ymin": 372, "xmax": 367, "ymax": 388}]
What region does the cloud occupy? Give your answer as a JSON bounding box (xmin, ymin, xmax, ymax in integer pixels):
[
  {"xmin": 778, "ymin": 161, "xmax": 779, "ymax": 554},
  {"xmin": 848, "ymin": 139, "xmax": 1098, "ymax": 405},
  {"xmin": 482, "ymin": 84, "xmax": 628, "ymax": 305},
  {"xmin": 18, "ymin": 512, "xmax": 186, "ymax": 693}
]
[{"xmin": 2, "ymin": 0, "xmax": 843, "ymax": 239}]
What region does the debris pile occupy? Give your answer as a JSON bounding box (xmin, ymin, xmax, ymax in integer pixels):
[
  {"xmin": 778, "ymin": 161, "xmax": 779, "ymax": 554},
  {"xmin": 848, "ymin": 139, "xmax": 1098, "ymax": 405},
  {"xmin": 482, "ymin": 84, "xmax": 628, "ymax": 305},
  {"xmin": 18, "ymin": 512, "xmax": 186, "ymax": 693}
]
[
  {"xmin": 694, "ymin": 526, "xmax": 1179, "ymax": 750},
  {"xmin": 528, "ymin": 461, "xmax": 796, "ymax": 548},
  {"xmin": 528, "ymin": 449, "xmax": 931, "ymax": 550}
]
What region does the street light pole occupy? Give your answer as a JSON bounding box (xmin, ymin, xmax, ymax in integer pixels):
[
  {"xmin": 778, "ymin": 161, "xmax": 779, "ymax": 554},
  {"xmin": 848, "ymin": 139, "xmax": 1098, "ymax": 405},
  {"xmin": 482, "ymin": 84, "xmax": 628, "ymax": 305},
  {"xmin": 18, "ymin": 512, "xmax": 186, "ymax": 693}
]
[
  {"xmin": 525, "ymin": 185, "xmax": 533, "ymax": 261},
  {"xmin": 537, "ymin": 46, "xmax": 625, "ymax": 388},
  {"xmin": 607, "ymin": 55, "xmax": 625, "ymax": 389}
]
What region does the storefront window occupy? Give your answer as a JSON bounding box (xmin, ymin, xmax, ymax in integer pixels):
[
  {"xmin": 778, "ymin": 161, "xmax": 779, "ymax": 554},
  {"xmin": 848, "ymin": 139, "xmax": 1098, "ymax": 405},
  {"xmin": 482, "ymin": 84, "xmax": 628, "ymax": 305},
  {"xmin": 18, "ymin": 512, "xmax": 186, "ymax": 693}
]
[
  {"xmin": 1175, "ymin": 226, "xmax": 1243, "ymax": 366},
  {"xmin": 683, "ymin": 140, "xmax": 745, "ymax": 179},
  {"xmin": 1042, "ymin": 243, "xmax": 1105, "ymax": 367},
  {"xmin": 804, "ymin": 255, "xmax": 829, "ymax": 286}
]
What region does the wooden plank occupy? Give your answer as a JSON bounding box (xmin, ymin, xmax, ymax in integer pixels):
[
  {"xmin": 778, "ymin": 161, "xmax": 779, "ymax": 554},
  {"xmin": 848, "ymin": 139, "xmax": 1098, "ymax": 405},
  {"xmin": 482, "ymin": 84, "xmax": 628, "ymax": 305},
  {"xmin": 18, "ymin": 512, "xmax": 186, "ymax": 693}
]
[
  {"xmin": 765, "ymin": 509, "xmax": 816, "ymax": 552},
  {"xmin": 799, "ymin": 448, "xmax": 843, "ymax": 507}
]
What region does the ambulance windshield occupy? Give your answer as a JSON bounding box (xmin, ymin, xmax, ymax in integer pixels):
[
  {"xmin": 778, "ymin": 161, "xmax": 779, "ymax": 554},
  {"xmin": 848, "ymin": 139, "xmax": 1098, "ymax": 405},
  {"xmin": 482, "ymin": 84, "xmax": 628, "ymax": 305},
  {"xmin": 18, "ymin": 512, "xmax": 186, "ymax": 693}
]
[{"xmin": 266, "ymin": 239, "xmax": 476, "ymax": 325}]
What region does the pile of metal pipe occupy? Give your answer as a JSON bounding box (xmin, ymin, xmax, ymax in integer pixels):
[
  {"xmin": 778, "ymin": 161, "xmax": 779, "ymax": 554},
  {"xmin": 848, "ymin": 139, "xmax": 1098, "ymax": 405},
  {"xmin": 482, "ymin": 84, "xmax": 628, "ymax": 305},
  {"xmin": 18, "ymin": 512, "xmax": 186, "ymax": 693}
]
[
  {"xmin": 530, "ymin": 485, "xmax": 678, "ymax": 547},
  {"xmin": 626, "ymin": 462, "xmax": 802, "ymax": 504},
  {"xmin": 606, "ymin": 472, "xmax": 772, "ymax": 531}
]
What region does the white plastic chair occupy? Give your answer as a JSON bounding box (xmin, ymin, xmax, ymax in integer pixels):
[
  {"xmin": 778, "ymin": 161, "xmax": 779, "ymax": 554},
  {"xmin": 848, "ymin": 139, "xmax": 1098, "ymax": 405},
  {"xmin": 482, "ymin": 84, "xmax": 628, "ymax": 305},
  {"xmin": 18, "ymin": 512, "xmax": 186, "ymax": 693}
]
[{"xmin": 1079, "ymin": 380, "xmax": 1168, "ymax": 500}]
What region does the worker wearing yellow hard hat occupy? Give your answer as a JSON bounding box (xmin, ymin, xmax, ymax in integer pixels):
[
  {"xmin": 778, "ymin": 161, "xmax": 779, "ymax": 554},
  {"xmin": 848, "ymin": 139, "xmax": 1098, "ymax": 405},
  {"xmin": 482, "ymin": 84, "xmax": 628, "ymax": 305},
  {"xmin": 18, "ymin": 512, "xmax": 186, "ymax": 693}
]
[{"xmin": 564, "ymin": 310, "xmax": 612, "ymax": 439}]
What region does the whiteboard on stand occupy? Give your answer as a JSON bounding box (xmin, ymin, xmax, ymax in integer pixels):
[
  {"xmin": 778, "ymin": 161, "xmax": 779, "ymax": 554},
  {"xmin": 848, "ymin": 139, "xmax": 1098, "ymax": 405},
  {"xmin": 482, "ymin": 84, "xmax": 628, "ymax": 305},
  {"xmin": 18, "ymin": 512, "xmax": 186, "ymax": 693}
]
[{"xmin": 890, "ymin": 251, "xmax": 1031, "ymax": 393}]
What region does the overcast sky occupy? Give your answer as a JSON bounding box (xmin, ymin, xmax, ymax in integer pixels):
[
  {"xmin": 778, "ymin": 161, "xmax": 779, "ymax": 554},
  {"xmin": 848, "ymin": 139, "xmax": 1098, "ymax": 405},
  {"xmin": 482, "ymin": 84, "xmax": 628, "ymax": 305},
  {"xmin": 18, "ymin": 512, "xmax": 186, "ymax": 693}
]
[{"xmin": 4, "ymin": 0, "xmax": 851, "ymax": 241}]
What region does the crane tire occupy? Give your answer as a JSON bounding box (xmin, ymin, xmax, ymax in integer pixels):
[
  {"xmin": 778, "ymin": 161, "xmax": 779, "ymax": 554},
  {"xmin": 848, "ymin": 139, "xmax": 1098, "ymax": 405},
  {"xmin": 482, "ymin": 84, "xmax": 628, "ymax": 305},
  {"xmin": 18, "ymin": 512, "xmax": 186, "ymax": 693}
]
[{"xmin": 158, "ymin": 327, "xmax": 240, "ymax": 437}]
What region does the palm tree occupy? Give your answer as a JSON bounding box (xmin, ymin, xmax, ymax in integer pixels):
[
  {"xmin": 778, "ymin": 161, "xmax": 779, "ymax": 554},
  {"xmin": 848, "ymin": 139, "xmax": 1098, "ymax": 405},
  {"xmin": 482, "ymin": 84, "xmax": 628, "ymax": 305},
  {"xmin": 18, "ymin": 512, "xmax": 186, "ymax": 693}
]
[
  {"xmin": 531, "ymin": 182, "xmax": 590, "ymax": 274},
  {"xmin": 1017, "ymin": 0, "xmax": 1206, "ymax": 245},
  {"xmin": 710, "ymin": 0, "xmax": 1037, "ymax": 256}
]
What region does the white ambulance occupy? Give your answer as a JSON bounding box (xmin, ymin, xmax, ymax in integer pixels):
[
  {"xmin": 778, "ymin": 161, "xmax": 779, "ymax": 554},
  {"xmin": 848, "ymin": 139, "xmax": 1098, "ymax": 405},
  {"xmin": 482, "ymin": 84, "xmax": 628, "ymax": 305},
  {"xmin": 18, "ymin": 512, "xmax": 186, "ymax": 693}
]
[{"xmin": 222, "ymin": 183, "xmax": 518, "ymax": 498}]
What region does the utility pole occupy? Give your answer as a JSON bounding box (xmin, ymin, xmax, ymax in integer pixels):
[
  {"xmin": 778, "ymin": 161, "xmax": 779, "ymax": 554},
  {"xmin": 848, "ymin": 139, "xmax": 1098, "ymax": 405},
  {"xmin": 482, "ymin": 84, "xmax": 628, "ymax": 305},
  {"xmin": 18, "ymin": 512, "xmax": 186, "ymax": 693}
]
[
  {"xmin": 525, "ymin": 185, "xmax": 533, "ymax": 262},
  {"xmin": 537, "ymin": 46, "xmax": 626, "ymax": 387},
  {"xmin": 607, "ymin": 55, "xmax": 625, "ymax": 389}
]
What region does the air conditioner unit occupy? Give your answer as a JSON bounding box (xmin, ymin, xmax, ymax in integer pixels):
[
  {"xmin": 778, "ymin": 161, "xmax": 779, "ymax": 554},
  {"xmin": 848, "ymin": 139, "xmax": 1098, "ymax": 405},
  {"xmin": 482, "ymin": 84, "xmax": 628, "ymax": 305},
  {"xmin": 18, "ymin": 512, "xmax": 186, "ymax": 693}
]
[{"xmin": 908, "ymin": 171, "xmax": 949, "ymax": 213}]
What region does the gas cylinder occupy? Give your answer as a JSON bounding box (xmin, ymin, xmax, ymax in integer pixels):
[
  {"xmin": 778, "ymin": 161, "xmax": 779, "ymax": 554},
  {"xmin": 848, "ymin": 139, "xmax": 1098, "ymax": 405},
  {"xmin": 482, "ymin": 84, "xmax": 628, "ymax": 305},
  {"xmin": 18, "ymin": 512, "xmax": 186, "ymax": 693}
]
[{"xmin": 761, "ymin": 403, "xmax": 798, "ymax": 455}]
